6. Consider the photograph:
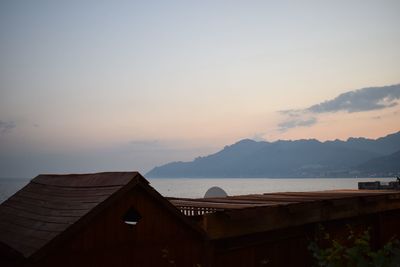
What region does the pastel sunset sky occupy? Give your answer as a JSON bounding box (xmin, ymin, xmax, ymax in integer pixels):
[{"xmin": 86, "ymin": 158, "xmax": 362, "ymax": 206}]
[{"xmin": 1, "ymin": 1, "xmax": 399, "ymax": 177}]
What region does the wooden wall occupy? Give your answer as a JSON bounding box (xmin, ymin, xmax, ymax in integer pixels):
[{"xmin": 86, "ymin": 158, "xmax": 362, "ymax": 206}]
[
  {"xmin": 29, "ymin": 186, "xmax": 204, "ymax": 267},
  {"xmin": 211, "ymin": 210, "xmax": 400, "ymax": 267}
]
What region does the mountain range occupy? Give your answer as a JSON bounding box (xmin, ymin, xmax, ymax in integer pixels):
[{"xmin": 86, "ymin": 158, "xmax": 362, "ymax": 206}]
[{"xmin": 146, "ymin": 131, "xmax": 400, "ymax": 178}]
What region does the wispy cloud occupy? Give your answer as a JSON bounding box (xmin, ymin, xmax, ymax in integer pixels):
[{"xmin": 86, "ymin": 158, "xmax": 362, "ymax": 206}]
[
  {"xmin": 278, "ymin": 117, "xmax": 317, "ymax": 132},
  {"xmin": 307, "ymin": 84, "xmax": 400, "ymax": 113},
  {"xmin": 278, "ymin": 84, "xmax": 400, "ymax": 131},
  {"xmin": 0, "ymin": 120, "xmax": 16, "ymax": 135}
]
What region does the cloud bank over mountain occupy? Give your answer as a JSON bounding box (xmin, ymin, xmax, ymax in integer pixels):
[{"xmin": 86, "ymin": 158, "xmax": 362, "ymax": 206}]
[
  {"xmin": 308, "ymin": 84, "xmax": 400, "ymax": 113},
  {"xmin": 279, "ymin": 84, "xmax": 400, "ymax": 131}
]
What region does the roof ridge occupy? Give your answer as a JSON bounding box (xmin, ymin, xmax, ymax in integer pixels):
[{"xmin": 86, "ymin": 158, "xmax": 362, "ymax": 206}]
[{"xmin": 30, "ymin": 181, "xmax": 124, "ymax": 188}]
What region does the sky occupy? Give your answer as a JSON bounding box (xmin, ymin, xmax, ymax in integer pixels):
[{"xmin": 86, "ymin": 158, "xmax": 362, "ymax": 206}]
[{"xmin": 0, "ymin": 0, "xmax": 400, "ymax": 177}]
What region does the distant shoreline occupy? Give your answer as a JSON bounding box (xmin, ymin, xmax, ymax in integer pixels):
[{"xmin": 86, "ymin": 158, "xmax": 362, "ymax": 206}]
[
  {"xmin": 146, "ymin": 176, "xmax": 396, "ymax": 179},
  {"xmin": 0, "ymin": 176, "xmax": 396, "ymax": 180}
]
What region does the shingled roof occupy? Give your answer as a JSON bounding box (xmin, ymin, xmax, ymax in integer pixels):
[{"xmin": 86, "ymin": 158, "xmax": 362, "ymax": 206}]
[{"xmin": 0, "ymin": 172, "xmax": 147, "ymax": 259}]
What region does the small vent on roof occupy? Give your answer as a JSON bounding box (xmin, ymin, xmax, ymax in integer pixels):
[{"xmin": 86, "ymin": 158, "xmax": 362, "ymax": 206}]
[
  {"xmin": 123, "ymin": 207, "xmax": 141, "ymax": 225},
  {"xmin": 204, "ymin": 186, "xmax": 228, "ymax": 198}
]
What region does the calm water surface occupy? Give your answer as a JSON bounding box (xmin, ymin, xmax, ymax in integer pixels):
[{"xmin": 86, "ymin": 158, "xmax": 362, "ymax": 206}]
[
  {"xmin": 149, "ymin": 177, "xmax": 394, "ymax": 198},
  {"xmin": 0, "ymin": 177, "xmax": 394, "ymax": 203}
]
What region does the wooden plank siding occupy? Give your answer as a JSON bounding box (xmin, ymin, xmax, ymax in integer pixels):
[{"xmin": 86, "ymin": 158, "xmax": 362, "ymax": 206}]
[
  {"xmin": 208, "ymin": 212, "xmax": 400, "ymax": 267},
  {"xmin": 32, "ymin": 186, "xmax": 204, "ymax": 267}
]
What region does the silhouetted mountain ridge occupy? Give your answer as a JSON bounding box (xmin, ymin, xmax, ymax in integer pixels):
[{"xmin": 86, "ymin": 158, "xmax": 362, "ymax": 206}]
[{"xmin": 146, "ymin": 131, "xmax": 400, "ymax": 178}]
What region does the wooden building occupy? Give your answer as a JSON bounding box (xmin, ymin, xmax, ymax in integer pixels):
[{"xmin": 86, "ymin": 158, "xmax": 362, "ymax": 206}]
[
  {"xmin": 169, "ymin": 190, "xmax": 400, "ymax": 266},
  {"xmin": 1, "ymin": 172, "xmax": 400, "ymax": 267},
  {"xmin": 0, "ymin": 172, "xmax": 204, "ymax": 267}
]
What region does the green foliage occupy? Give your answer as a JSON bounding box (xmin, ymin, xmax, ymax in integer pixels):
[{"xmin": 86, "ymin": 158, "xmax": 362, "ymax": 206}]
[{"xmin": 308, "ymin": 225, "xmax": 400, "ymax": 267}]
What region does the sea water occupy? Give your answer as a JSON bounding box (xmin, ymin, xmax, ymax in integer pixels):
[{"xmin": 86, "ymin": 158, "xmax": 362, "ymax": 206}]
[{"xmin": 0, "ymin": 177, "xmax": 394, "ymax": 203}]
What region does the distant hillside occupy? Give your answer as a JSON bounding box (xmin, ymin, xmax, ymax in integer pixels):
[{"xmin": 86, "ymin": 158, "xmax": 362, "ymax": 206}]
[
  {"xmin": 357, "ymin": 150, "xmax": 400, "ymax": 175},
  {"xmin": 146, "ymin": 131, "xmax": 400, "ymax": 178}
]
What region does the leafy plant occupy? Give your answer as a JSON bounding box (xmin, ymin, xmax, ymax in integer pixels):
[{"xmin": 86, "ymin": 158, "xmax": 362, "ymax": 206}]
[{"xmin": 308, "ymin": 225, "xmax": 400, "ymax": 267}]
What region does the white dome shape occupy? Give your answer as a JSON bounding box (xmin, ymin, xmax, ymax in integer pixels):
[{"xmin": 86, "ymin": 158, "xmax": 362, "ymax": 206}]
[{"xmin": 204, "ymin": 186, "xmax": 228, "ymax": 198}]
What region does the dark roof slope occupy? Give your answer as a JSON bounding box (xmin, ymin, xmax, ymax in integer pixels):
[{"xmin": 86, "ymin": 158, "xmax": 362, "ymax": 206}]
[{"xmin": 0, "ymin": 172, "xmax": 145, "ymax": 259}]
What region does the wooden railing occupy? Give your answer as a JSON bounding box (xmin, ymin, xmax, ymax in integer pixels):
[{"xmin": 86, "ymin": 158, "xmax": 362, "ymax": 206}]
[{"xmin": 176, "ymin": 206, "xmax": 221, "ymax": 216}]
